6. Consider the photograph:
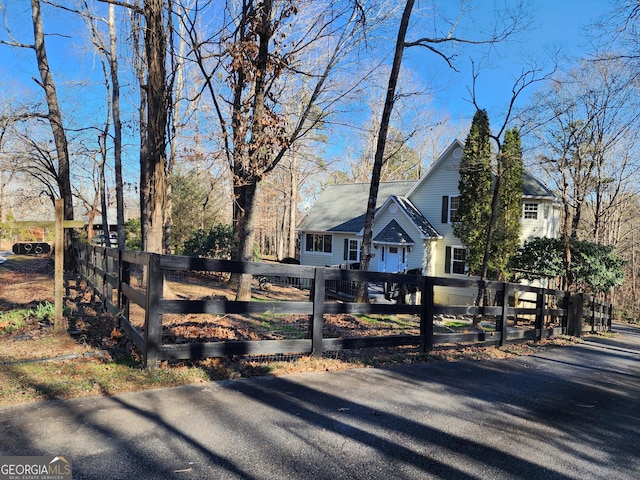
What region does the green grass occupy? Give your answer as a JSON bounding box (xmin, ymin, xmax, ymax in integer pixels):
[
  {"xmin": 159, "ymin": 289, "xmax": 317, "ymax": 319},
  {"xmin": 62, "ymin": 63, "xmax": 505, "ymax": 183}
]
[
  {"xmin": 443, "ymin": 321, "xmax": 471, "ymax": 329},
  {"xmin": 0, "ymin": 302, "xmax": 63, "ymax": 335},
  {"xmin": 0, "ymin": 310, "xmax": 30, "ymax": 334}
]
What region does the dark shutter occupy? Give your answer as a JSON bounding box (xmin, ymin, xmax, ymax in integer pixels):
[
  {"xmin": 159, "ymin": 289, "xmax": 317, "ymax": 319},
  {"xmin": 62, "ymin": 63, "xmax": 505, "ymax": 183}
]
[
  {"xmin": 441, "ymin": 196, "xmax": 449, "ymax": 223},
  {"xmin": 445, "ymin": 246, "xmax": 451, "ymax": 274},
  {"xmin": 344, "ymin": 239, "xmax": 348, "ymax": 260}
]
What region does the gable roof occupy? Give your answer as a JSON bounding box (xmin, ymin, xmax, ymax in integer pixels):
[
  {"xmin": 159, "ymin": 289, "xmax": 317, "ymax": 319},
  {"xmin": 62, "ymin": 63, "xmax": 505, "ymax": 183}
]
[
  {"xmin": 373, "ymin": 219, "xmax": 415, "ymax": 245},
  {"xmin": 406, "ymin": 139, "xmax": 465, "ymax": 198},
  {"xmin": 407, "ymin": 138, "xmax": 557, "ymax": 200},
  {"xmin": 369, "ymin": 195, "xmax": 441, "ymax": 240},
  {"xmin": 297, "ymin": 181, "xmax": 414, "ymax": 233}
]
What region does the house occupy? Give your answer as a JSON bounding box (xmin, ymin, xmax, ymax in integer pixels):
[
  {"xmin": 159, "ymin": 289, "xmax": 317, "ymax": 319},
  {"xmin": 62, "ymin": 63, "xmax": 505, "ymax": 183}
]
[{"xmin": 297, "ymin": 139, "xmax": 560, "ymax": 301}]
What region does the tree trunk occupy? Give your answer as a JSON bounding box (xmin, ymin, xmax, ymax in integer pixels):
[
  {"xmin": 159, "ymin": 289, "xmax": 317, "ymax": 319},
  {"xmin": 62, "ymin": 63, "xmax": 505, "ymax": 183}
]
[
  {"xmin": 233, "ymin": 180, "xmax": 259, "ymax": 301},
  {"xmin": 140, "ymin": 0, "xmax": 168, "ymax": 254},
  {"xmin": 31, "ymin": 0, "xmax": 74, "ymax": 268},
  {"xmin": 99, "ymin": 134, "xmax": 110, "ymax": 246},
  {"xmin": 561, "ymin": 169, "xmax": 573, "ymax": 289},
  {"xmin": 288, "ymin": 155, "xmax": 298, "ymax": 258},
  {"xmin": 109, "ymin": 4, "xmax": 125, "ymax": 249},
  {"xmin": 277, "ymin": 201, "xmax": 286, "ymax": 261},
  {"xmin": 356, "ymin": 0, "xmax": 415, "ymax": 302}
]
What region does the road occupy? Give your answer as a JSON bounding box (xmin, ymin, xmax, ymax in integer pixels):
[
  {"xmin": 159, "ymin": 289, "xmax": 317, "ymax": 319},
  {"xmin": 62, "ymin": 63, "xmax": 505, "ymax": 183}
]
[{"xmin": 0, "ymin": 323, "xmax": 638, "ymax": 479}]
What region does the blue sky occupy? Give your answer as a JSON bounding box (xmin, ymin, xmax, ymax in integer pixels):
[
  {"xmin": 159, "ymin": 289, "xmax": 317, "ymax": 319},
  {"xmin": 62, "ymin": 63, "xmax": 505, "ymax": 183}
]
[
  {"xmin": 411, "ymin": 0, "xmax": 610, "ymax": 124},
  {"xmin": 0, "ymin": 1, "xmax": 610, "ymax": 115},
  {"xmin": 0, "ymin": 0, "xmax": 613, "ymax": 174}
]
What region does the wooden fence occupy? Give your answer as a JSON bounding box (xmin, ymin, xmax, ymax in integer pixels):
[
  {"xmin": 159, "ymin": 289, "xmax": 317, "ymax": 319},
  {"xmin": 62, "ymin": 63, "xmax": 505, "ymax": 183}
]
[{"xmin": 73, "ymin": 244, "xmax": 613, "ymax": 368}]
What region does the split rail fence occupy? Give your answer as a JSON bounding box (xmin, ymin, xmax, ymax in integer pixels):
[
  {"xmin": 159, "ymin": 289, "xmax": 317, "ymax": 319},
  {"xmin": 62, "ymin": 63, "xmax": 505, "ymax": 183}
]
[{"xmin": 74, "ymin": 244, "xmax": 613, "ymax": 368}]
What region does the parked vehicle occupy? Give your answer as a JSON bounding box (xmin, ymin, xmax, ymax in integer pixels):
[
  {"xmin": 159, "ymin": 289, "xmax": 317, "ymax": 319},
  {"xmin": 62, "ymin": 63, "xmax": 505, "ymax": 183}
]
[{"xmin": 91, "ymin": 233, "xmax": 118, "ymax": 246}]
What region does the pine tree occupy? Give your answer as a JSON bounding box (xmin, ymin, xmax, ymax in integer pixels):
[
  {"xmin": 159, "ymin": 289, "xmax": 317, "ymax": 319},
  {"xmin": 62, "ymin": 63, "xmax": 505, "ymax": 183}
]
[
  {"xmin": 453, "ymin": 109, "xmax": 492, "ymax": 275},
  {"xmin": 491, "ymin": 127, "xmax": 524, "ymax": 280}
]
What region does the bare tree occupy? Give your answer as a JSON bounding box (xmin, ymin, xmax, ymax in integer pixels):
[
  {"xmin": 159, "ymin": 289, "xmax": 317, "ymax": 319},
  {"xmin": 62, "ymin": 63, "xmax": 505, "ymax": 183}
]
[
  {"xmin": 180, "ymin": 0, "xmax": 387, "ymax": 300},
  {"xmin": 0, "ymin": 0, "xmax": 75, "ymax": 267},
  {"xmin": 528, "ymin": 58, "xmax": 640, "ymax": 284},
  {"xmin": 107, "ymin": 2, "xmax": 126, "ymax": 249},
  {"xmin": 96, "ymin": 0, "xmax": 169, "ymax": 253}
]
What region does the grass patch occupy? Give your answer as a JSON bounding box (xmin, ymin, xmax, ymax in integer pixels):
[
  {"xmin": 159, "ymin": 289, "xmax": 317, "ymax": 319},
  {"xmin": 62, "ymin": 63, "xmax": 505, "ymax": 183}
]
[
  {"xmin": 0, "ymin": 355, "xmax": 210, "ymax": 406},
  {"xmin": 443, "ymin": 321, "xmax": 471, "ymax": 329},
  {"xmin": 0, "ymin": 310, "xmax": 30, "ymax": 335},
  {"xmin": 0, "ymin": 302, "xmax": 59, "ymax": 335}
]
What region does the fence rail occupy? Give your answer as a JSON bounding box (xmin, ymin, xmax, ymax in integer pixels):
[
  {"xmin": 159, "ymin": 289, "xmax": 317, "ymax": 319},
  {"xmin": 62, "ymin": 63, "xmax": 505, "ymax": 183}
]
[{"xmin": 73, "ymin": 244, "xmax": 613, "ymax": 368}]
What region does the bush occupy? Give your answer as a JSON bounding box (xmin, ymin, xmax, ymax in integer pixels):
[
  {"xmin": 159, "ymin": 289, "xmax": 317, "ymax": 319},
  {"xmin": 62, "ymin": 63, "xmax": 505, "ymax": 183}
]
[
  {"xmin": 125, "ymin": 219, "xmax": 142, "ymax": 251},
  {"xmin": 182, "ymin": 224, "xmax": 233, "ymax": 259},
  {"xmin": 510, "ymin": 237, "xmax": 625, "ymax": 294}
]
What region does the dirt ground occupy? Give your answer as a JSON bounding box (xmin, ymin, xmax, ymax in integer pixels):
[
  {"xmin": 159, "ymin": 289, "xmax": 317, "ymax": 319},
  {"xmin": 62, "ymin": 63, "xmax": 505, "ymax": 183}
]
[{"xmin": 0, "ymin": 253, "xmax": 125, "ymax": 359}]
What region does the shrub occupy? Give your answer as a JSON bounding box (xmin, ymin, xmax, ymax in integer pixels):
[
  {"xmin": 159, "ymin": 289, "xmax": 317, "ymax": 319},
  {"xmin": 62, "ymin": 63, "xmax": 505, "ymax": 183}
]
[{"xmin": 182, "ymin": 224, "xmax": 233, "ymax": 259}]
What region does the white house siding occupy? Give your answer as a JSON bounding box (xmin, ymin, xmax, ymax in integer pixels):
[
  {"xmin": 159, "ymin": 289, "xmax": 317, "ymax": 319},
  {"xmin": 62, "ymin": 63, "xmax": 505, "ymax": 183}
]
[
  {"xmin": 299, "ymin": 248, "xmax": 333, "ymax": 268},
  {"xmin": 520, "ymin": 199, "xmax": 560, "ymax": 241},
  {"xmin": 332, "ymin": 233, "xmax": 358, "ymax": 267},
  {"xmin": 299, "ymin": 232, "xmax": 337, "ymax": 267},
  {"xmin": 408, "ymin": 155, "xmax": 461, "ymax": 240},
  {"xmin": 408, "ymin": 152, "xmax": 462, "ymax": 278}
]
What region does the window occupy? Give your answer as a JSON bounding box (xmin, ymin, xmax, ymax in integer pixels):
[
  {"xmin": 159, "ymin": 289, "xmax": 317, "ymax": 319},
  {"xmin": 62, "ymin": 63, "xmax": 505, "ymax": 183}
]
[
  {"xmin": 306, "ymin": 234, "xmax": 332, "ymax": 253},
  {"xmin": 449, "ymin": 196, "xmax": 460, "ymax": 222},
  {"xmin": 441, "ymin": 196, "xmax": 460, "ymax": 223},
  {"xmin": 451, "ymin": 247, "xmax": 466, "ymax": 274},
  {"xmin": 344, "ymin": 239, "xmax": 360, "ymax": 261},
  {"xmin": 523, "ymin": 203, "xmax": 538, "ymax": 219},
  {"xmin": 445, "ymin": 246, "xmax": 467, "ymax": 275}
]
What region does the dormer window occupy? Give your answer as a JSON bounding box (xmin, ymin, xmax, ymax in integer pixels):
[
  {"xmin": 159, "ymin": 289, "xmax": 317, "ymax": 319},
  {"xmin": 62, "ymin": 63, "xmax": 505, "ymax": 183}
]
[{"xmin": 523, "ymin": 203, "xmax": 538, "ymax": 220}]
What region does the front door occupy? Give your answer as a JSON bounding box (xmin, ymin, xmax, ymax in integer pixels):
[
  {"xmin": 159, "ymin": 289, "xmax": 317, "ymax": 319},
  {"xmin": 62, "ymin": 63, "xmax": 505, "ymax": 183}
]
[{"xmin": 380, "ymin": 246, "xmax": 404, "ymax": 273}]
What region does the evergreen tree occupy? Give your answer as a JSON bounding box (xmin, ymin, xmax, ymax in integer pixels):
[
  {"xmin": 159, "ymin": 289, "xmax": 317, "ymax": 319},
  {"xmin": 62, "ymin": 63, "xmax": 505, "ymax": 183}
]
[
  {"xmin": 453, "ymin": 109, "xmax": 492, "ymax": 275},
  {"xmin": 491, "ymin": 128, "xmax": 524, "ymax": 280}
]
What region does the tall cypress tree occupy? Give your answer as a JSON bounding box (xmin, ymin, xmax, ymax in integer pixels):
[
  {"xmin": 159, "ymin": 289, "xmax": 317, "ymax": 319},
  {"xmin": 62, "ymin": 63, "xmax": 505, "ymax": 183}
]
[
  {"xmin": 491, "ymin": 127, "xmax": 524, "ymax": 280},
  {"xmin": 453, "ymin": 109, "xmax": 492, "ymax": 275}
]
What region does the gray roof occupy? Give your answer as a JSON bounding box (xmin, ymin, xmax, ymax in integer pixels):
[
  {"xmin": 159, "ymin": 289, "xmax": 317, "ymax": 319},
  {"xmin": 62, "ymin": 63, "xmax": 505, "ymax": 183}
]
[
  {"xmin": 298, "ymin": 168, "xmax": 557, "ymax": 234},
  {"xmin": 523, "ymin": 171, "xmax": 556, "ymax": 198},
  {"xmin": 391, "ymin": 196, "xmax": 441, "ymax": 239},
  {"xmin": 298, "ymin": 181, "xmax": 415, "ymax": 233},
  {"xmin": 373, "ymin": 219, "xmax": 415, "ymax": 244}
]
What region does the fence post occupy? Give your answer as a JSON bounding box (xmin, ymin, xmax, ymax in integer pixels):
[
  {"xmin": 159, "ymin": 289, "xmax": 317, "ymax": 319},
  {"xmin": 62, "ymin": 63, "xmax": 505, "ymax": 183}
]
[
  {"xmin": 143, "ymin": 253, "xmax": 163, "ymax": 368},
  {"xmin": 561, "ymin": 291, "xmax": 570, "ymax": 334},
  {"xmin": 567, "ymin": 293, "xmax": 584, "ymax": 337},
  {"xmin": 420, "ymin": 276, "xmax": 434, "ymax": 354},
  {"xmin": 310, "ymin": 267, "xmax": 325, "ymax": 358},
  {"xmin": 499, "ymin": 282, "xmax": 510, "ymax": 346},
  {"xmin": 118, "ymin": 249, "xmax": 130, "ymax": 326},
  {"xmin": 607, "ymin": 302, "xmax": 613, "ymax": 331},
  {"xmin": 535, "ymin": 287, "xmax": 545, "ymax": 341}
]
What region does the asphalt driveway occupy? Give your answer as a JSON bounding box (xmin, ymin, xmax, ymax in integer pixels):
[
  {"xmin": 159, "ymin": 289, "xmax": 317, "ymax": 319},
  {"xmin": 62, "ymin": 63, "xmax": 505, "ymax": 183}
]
[{"xmin": 1, "ymin": 323, "xmax": 638, "ymax": 480}]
